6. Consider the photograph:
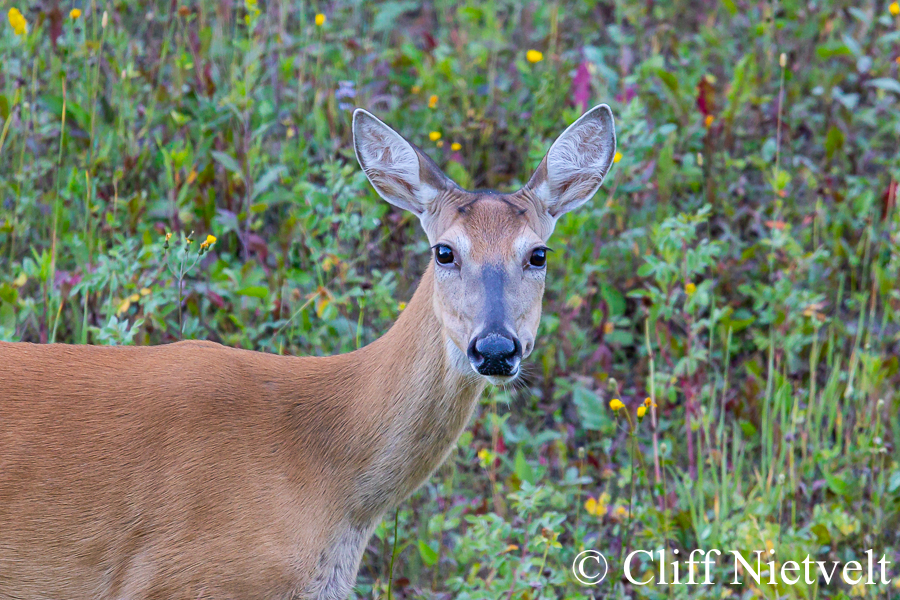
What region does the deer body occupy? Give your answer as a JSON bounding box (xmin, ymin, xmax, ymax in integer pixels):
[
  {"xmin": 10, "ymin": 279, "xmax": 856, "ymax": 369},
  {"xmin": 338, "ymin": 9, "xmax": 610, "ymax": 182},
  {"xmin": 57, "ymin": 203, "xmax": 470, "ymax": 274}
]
[
  {"xmin": 0, "ymin": 266, "xmax": 483, "ymax": 599},
  {"xmin": 0, "ymin": 105, "xmax": 615, "ymax": 599}
]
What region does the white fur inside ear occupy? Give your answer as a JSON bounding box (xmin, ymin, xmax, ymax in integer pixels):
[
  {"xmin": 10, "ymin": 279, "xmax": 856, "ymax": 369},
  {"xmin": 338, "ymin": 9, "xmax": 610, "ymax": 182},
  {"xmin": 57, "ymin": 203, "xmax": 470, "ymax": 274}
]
[
  {"xmin": 544, "ymin": 105, "xmax": 616, "ymax": 216},
  {"xmin": 353, "ymin": 110, "xmax": 438, "ymax": 214}
]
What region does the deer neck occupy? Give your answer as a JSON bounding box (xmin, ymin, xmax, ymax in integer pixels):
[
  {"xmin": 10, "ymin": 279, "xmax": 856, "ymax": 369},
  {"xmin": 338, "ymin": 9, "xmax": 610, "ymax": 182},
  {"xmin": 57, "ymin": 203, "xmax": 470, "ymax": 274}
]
[{"xmin": 341, "ymin": 263, "xmax": 486, "ymax": 521}]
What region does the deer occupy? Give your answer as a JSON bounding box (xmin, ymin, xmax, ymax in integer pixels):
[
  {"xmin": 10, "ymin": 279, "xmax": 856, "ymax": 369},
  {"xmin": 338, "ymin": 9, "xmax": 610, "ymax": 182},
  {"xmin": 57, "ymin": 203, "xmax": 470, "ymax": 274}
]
[{"xmin": 0, "ymin": 104, "xmax": 616, "ymax": 600}]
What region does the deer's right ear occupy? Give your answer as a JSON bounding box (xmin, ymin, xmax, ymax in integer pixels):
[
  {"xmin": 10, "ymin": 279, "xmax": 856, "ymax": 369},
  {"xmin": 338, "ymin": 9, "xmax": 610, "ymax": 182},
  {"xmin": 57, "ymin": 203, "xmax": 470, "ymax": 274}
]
[{"xmin": 352, "ymin": 109, "xmax": 453, "ymax": 216}]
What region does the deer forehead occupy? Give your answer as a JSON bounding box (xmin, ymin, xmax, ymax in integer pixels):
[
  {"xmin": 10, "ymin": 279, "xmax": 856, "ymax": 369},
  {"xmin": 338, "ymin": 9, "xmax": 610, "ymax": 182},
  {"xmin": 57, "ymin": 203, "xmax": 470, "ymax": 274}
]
[{"xmin": 432, "ymin": 194, "xmax": 544, "ymax": 262}]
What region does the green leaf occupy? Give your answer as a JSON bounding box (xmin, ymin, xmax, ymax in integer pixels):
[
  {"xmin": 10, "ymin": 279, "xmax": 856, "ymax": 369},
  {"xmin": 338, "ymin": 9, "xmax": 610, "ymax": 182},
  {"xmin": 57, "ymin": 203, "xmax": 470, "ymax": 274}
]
[
  {"xmin": 252, "ymin": 165, "xmax": 287, "ymax": 201},
  {"xmin": 656, "ymin": 69, "xmax": 679, "ymax": 95},
  {"xmin": 811, "ymin": 523, "xmax": 831, "ymax": 545},
  {"xmin": 889, "ymin": 471, "xmax": 900, "ymax": 494},
  {"xmin": 418, "ymin": 540, "xmax": 439, "ymax": 566},
  {"xmin": 636, "ymin": 263, "xmax": 654, "ymax": 278},
  {"xmin": 865, "ymin": 77, "xmax": 900, "ymax": 95},
  {"xmin": 599, "ymin": 283, "xmax": 626, "ymax": 317},
  {"xmin": 514, "ymin": 448, "xmax": 536, "ymax": 485},
  {"xmin": 572, "ymin": 387, "xmax": 613, "ymax": 432},
  {"xmin": 236, "ymin": 285, "xmax": 269, "ymax": 298},
  {"xmin": 824, "ymin": 126, "xmax": 844, "ymax": 161},
  {"xmin": 825, "ymin": 472, "xmax": 850, "ymax": 497},
  {"xmin": 39, "ymin": 95, "xmax": 90, "ymax": 131},
  {"xmin": 211, "ymin": 151, "xmax": 243, "ymax": 174},
  {"xmin": 373, "ymin": 1, "xmax": 418, "ymax": 33}
]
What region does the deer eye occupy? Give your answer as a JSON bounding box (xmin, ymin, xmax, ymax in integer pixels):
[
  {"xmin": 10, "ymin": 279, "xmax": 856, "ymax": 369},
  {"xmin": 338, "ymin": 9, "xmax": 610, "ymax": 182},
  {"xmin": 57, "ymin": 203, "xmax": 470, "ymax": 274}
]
[
  {"xmin": 434, "ymin": 244, "xmax": 455, "ymax": 266},
  {"xmin": 529, "ymin": 247, "xmax": 548, "ymax": 268}
]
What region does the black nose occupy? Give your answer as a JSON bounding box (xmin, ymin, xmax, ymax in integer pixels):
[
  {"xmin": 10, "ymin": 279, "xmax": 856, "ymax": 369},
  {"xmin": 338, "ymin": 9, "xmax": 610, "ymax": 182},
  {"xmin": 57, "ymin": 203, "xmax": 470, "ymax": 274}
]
[{"xmin": 467, "ymin": 332, "xmax": 522, "ymax": 377}]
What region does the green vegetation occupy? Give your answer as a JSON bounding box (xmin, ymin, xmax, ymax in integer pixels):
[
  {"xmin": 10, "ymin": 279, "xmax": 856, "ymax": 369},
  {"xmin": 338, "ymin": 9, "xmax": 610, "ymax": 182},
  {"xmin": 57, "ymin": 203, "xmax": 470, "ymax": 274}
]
[{"xmin": 2, "ymin": 1, "xmax": 899, "ymax": 598}]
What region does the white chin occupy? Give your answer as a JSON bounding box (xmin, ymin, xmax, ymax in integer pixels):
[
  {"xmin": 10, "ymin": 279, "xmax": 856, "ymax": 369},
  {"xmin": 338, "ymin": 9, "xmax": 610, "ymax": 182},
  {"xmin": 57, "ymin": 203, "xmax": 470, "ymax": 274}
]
[{"xmin": 484, "ymin": 373, "xmax": 518, "ymax": 386}]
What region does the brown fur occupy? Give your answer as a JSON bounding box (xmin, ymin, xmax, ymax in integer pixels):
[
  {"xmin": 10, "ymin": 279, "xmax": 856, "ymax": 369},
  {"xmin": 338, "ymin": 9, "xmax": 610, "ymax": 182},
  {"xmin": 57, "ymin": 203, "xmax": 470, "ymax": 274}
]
[{"xmin": 0, "ymin": 266, "xmax": 485, "ymax": 599}]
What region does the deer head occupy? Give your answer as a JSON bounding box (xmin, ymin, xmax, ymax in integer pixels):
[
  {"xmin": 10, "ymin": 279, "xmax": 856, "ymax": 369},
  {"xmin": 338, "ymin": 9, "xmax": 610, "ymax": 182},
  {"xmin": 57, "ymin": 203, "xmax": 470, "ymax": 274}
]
[{"xmin": 353, "ymin": 105, "xmax": 616, "ymax": 384}]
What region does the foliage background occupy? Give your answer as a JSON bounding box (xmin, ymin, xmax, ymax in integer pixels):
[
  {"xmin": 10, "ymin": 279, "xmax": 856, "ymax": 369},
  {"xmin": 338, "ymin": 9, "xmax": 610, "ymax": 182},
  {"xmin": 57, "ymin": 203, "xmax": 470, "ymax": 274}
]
[{"xmin": 2, "ymin": 0, "xmax": 900, "ymax": 598}]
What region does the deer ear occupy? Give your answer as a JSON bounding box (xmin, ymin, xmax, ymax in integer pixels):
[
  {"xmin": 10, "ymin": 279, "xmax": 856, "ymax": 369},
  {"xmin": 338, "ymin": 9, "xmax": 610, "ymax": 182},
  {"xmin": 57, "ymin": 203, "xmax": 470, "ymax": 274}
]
[
  {"xmin": 525, "ymin": 104, "xmax": 616, "ymax": 219},
  {"xmin": 352, "ymin": 109, "xmax": 454, "ymax": 215}
]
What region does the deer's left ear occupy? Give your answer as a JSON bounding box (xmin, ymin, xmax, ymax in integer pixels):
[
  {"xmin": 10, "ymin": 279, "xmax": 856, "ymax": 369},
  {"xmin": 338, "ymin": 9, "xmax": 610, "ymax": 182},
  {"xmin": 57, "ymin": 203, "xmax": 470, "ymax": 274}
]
[{"xmin": 525, "ymin": 104, "xmax": 616, "ymax": 220}]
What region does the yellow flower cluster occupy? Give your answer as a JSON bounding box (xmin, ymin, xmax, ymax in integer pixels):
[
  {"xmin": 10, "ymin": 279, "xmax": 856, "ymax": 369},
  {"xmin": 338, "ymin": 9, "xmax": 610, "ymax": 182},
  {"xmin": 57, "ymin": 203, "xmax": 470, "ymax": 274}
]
[
  {"xmin": 637, "ymin": 397, "xmax": 657, "ymax": 421},
  {"xmin": 8, "ymin": 7, "xmax": 27, "ymax": 36},
  {"xmin": 315, "ymin": 13, "xmax": 326, "ymax": 26},
  {"xmin": 584, "ymin": 492, "xmax": 609, "ymax": 516},
  {"xmin": 70, "ymin": 8, "xmax": 82, "ymax": 19},
  {"xmin": 890, "ymin": 1, "xmax": 900, "ymax": 16},
  {"xmin": 116, "ymin": 288, "xmax": 152, "ymax": 316}
]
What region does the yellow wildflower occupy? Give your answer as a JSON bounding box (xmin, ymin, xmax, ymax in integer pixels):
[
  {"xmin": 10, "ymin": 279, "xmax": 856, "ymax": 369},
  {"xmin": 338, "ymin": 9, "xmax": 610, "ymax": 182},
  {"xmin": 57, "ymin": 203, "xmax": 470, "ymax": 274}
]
[
  {"xmin": 685, "ymin": 282, "xmax": 697, "ymax": 295},
  {"xmin": 451, "ymin": 142, "xmax": 461, "ymax": 151},
  {"xmin": 890, "ymin": 1, "xmax": 900, "ymax": 15},
  {"xmin": 70, "ymin": 8, "xmax": 82, "ymax": 19},
  {"xmin": 609, "ymin": 398, "xmax": 625, "ymax": 411},
  {"xmin": 477, "ymin": 448, "xmax": 493, "ymax": 468},
  {"xmin": 428, "ymin": 131, "xmax": 441, "ymax": 142},
  {"xmin": 428, "ymin": 94, "xmax": 438, "ymax": 109},
  {"xmin": 199, "ymin": 234, "xmax": 216, "ymax": 252},
  {"xmin": 398, "ymin": 301, "xmax": 407, "ymax": 311},
  {"xmin": 584, "ymin": 493, "xmax": 609, "ymax": 517},
  {"xmin": 613, "ymin": 151, "xmax": 622, "ymax": 163},
  {"xmin": 704, "ymin": 114, "xmax": 715, "ymax": 128},
  {"xmin": 140, "ymin": 287, "xmax": 151, "ymax": 296},
  {"xmin": 637, "ymin": 405, "xmax": 647, "ymax": 420},
  {"xmin": 8, "ymin": 8, "xmax": 27, "ymax": 36},
  {"xmin": 526, "ymin": 49, "xmax": 543, "ymax": 63},
  {"xmin": 314, "ymin": 13, "xmax": 326, "ymax": 26}
]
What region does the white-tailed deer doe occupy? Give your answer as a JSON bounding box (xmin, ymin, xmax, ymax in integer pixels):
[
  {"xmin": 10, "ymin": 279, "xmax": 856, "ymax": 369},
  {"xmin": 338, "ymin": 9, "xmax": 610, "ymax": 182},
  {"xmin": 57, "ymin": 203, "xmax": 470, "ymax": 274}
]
[{"xmin": 0, "ymin": 104, "xmax": 615, "ymax": 599}]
